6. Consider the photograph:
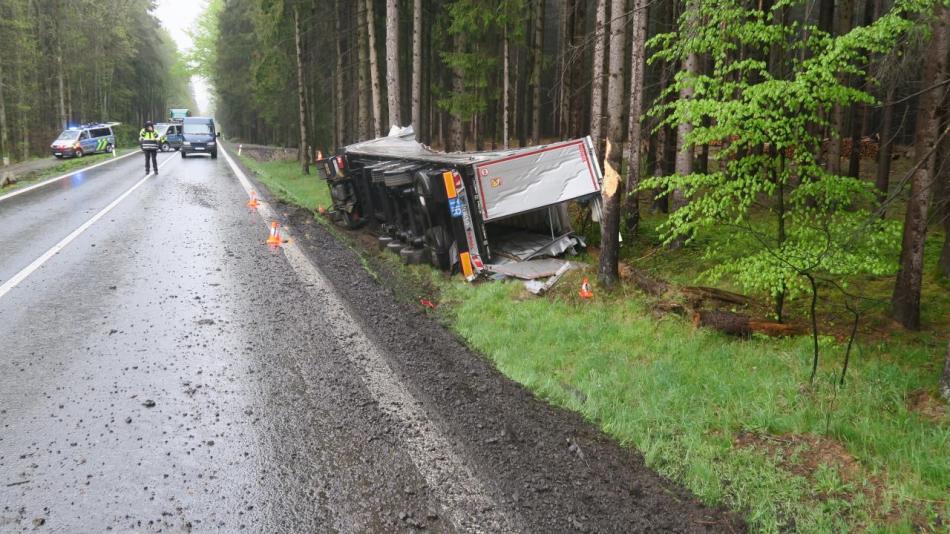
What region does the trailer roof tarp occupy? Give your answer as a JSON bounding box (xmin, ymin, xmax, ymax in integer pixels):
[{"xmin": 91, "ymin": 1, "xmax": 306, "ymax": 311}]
[{"xmin": 345, "ymin": 127, "xmax": 603, "ymax": 221}]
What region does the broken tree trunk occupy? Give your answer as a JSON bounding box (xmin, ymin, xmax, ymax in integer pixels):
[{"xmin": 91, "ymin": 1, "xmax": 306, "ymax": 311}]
[{"xmin": 692, "ymin": 310, "xmax": 805, "ymax": 338}]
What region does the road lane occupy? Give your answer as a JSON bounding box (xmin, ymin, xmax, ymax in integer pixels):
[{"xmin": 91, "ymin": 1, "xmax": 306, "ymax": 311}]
[
  {"xmin": 0, "ymin": 153, "xmax": 451, "ymax": 532},
  {"xmin": 0, "ymin": 151, "xmax": 175, "ymax": 286}
]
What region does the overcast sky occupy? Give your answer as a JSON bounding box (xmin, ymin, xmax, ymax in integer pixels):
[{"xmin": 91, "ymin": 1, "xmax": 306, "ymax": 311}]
[{"xmin": 153, "ymin": 0, "xmax": 211, "ymax": 114}]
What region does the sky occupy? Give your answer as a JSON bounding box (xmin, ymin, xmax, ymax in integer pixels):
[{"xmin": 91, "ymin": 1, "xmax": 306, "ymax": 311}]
[{"xmin": 153, "ymin": 0, "xmax": 212, "ymax": 115}]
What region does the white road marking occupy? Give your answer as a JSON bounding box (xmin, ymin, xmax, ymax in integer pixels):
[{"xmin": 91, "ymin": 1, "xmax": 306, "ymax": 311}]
[
  {"xmin": 0, "ymin": 150, "xmax": 137, "ymax": 203},
  {"xmin": 0, "ymin": 155, "xmax": 175, "ymax": 300},
  {"xmin": 220, "ymin": 145, "xmax": 520, "ymax": 533}
]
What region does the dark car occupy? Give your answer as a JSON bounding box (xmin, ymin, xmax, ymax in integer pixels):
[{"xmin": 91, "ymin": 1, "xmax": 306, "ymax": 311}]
[{"xmin": 180, "ymin": 117, "xmax": 219, "ymax": 159}]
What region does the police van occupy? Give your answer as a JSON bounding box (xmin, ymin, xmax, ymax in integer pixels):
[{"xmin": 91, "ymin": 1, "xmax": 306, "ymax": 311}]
[
  {"xmin": 50, "ymin": 123, "xmax": 117, "ymax": 158},
  {"xmin": 154, "ymin": 123, "xmax": 184, "ymax": 152}
]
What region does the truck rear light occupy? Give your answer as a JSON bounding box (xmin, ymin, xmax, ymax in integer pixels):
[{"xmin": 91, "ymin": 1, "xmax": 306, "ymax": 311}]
[{"xmin": 442, "ymin": 171, "xmax": 457, "ymax": 199}]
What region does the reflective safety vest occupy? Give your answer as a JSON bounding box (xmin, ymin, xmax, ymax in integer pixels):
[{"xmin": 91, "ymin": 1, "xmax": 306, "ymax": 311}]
[{"xmin": 139, "ymin": 129, "xmax": 159, "ymax": 140}]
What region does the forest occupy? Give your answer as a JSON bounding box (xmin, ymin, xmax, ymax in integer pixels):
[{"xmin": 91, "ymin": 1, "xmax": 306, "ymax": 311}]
[
  {"xmin": 199, "ymin": 0, "xmax": 949, "ymax": 342},
  {"xmin": 0, "ymin": 0, "xmax": 195, "ymax": 162}
]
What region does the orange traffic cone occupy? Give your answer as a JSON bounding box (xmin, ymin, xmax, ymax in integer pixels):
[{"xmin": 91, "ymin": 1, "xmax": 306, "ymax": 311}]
[
  {"xmin": 266, "ymin": 221, "xmax": 282, "ymax": 246},
  {"xmin": 578, "ymin": 277, "xmax": 594, "ymax": 299},
  {"xmin": 247, "ymin": 191, "xmax": 260, "ymax": 209}
]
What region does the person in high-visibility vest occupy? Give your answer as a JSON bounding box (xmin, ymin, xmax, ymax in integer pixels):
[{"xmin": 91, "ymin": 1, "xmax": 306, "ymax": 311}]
[{"xmin": 139, "ymin": 121, "xmax": 160, "ymax": 174}]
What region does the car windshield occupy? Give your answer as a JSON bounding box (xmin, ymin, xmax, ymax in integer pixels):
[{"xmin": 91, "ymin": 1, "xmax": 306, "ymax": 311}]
[
  {"xmin": 183, "ymin": 123, "xmax": 212, "ymax": 135},
  {"xmin": 155, "ymin": 124, "xmax": 170, "ymax": 133},
  {"xmin": 56, "ymin": 130, "xmax": 80, "ymax": 141}
]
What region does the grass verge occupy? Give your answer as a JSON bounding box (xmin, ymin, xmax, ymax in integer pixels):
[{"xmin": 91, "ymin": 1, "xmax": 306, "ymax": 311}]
[
  {"xmin": 249, "ymin": 158, "xmax": 949, "ymax": 533},
  {"xmin": 0, "ymin": 149, "xmax": 135, "ymax": 194}
]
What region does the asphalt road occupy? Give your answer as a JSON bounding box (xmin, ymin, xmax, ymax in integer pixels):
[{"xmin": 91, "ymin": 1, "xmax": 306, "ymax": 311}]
[{"xmin": 0, "ymin": 146, "xmax": 742, "ymax": 533}]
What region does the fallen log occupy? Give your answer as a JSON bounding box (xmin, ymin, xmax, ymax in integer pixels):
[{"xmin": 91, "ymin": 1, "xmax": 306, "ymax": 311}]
[
  {"xmin": 692, "ymin": 310, "xmax": 805, "ymax": 337},
  {"xmin": 680, "ymin": 286, "xmax": 751, "ymax": 306},
  {"xmin": 624, "ymin": 267, "xmax": 669, "ymax": 297}
]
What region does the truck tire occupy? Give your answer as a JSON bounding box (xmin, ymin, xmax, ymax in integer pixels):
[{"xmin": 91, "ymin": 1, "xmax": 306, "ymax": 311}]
[
  {"xmin": 181, "ymin": 151, "xmax": 188, "ymax": 159},
  {"xmin": 211, "ymin": 150, "xmax": 218, "ymax": 159},
  {"xmin": 160, "ymin": 142, "xmax": 170, "ymax": 152},
  {"xmin": 400, "ymin": 247, "xmax": 427, "ymax": 265},
  {"xmin": 385, "ymin": 240, "xmax": 405, "ymax": 254}
]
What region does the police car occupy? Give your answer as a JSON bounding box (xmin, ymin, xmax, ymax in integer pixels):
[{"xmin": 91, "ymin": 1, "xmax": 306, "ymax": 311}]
[{"xmin": 50, "ymin": 123, "xmax": 117, "ymax": 158}]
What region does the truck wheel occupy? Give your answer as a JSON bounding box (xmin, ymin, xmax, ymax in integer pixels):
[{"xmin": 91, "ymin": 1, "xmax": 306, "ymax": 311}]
[
  {"xmin": 429, "ymin": 247, "xmax": 451, "ymax": 271},
  {"xmin": 75, "ymin": 149, "xmax": 83, "ymax": 158},
  {"xmin": 106, "ymin": 144, "xmax": 114, "ymax": 153},
  {"xmin": 181, "ymin": 151, "xmax": 188, "ymax": 159},
  {"xmin": 211, "ymin": 151, "xmax": 218, "ymax": 159},
  {"xmin": 160, "ymin": 142, "xmax": 169, "ymax": 152},
  {"xmin": 385, "ymin": 240, "xmax": 405, "ymax": 254},
  {"xmin": 400, "ymin": 248, "xmax": 426, "ymax": 265}
]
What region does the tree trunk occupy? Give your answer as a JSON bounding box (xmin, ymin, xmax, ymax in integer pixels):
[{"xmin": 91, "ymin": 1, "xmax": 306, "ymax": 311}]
[
  {"xmin": 569, "ymin": 0, "xmax": 586, "ymax": 138},
  {"xmin": 334, "ymin": 1, "xmax": 344, "ymax": 148},
  {"xmin": 937, "ymin": 76, "xmax": 950, "ymax": 278},
  {"xmin": 891, "ymin": 4, "xmax": 948, "ymax": 329},
  {"xmin": 449, "ymin": 33, "xmax": 465, "ymax": 152},
  {"xmin": 531, "ymin": 0, "xmax": 543, "ymax": 144},
  {"xmin": 293, "ymin": 5, "xmax": 309, "ymax": 174},
  {"xmin": 0, "ymin": 63, "xmax": 9, "ymax": 166},
  {"xmin": 876, "ymin": 82, "xmax": 896, "ymax": 209},
  {"xmin": 598, "ymin": 0, "xmax": 627, "ymax": 287},
  {"xmin": 825, "ymin": 0, "xmax": 854, "ymax": 176},
  {"xmin": 411, "ymin": 0, "xmax": 422, "ymax": 137},
  {"xmin": 589, "ymin": 0, "xmax": 607, "ymax": 157},
  {"xmin": 671, "ymin": 5, "xmax": 699, "ymax": 249},
  {"xmin": 385, "ymin": 0, "xmax": 401, "ymax": 129},
  {"xmin": 358, "ymin": 0, "xmax": 370, "ymax": 141},
  {"xmin": 623, "ymin": 0, "xmax": 647, "ymax": 233},
  {"xmin": 502, "ymin": 24, "xmax": 510, "ymax": 149},
  {"xmin": 57, "ymin": 49, "xmax": 67, "ymax": 129},
  {"xmin": 366, "ymin": 0, "xmax": 383, "ymax": 137}
]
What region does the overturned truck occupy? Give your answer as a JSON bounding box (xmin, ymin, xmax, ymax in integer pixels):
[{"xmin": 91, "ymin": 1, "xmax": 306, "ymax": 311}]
[{"xmin": 316, "ymin": 128, "xmax": 603, "ymax": 281}]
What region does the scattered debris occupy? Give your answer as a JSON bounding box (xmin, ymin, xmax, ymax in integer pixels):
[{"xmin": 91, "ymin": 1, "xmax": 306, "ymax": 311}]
[{"xmin": 142, "ymin": 399, "xmax": 156, "ymax": 408}]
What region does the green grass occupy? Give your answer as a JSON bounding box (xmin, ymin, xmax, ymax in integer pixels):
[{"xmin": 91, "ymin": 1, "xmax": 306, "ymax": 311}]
[
  {"xmin": 238, "ymin": 156, "xmax": 331, "ymax": 210},
  {"xmin": 249, "ymin": 158, "xmax": 949, "ymax": 533},
  {"xmin": 432, "ymin": 275, "xmax": 949, "ymax": 532},
  {"xmin": 0, "ymin": 149, "xmax": 135, "ymax": 194}
]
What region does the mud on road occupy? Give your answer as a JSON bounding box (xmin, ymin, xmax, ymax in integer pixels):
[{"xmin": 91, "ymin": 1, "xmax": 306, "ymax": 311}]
[{"xmin": 265, "ymin": 188, "xmax": 745, "ymax": 532}]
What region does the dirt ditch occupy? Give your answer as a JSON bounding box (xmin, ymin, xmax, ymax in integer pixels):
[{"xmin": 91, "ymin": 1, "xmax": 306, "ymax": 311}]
[{"xmin": 253, "ymin": 184, "xmax": 746, "ymax": 532}]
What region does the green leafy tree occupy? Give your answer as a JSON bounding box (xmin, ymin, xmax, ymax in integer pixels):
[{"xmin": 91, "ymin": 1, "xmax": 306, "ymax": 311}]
[{"xmin": 645, "ymin": 0, "xmax": 932, "ymax": 382}]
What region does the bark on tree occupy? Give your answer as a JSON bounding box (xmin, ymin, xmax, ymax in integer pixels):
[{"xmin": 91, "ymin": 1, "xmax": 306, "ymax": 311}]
[
  {"xmin": 589, "ymin": 0, "xmax": 607, "ymax": 157},
  {"xmin": 891, "ymin": 4, "xmax": 949, "ymax": 329},
  {"xmin": 386, "ymin": 0, "xmax": 401, "ymax": 129},
  {"xmin": 624, "ymin": 0, "xmax": 648, "ymax": 233},
  {"xmin": 937, "ymin": 83, "xmax": 950, "ymax": 277},
  {"xmin": 334, "ymin": 1, "xmax": 344, "ymax": 148},
  {"xmin": 0, "ymin": 63, "xmax": 9, "ymax": 167},
  {"xmin": 56, "ymin": 49, "xmax": 66, "ymax": 129},
  {"xmin": 411, "ymin": 0, "xmax": 422, "ymax": 137},
  {"xmin": 671, "ymin": 5, "xmax": 699, "ymax": 249},
  {"xmin": 449, "ymin": 33, "xmax": 465, "ymax": 151},
  {"xmin": 293, "ymin": 5, "xmax": 310, "ymax": 174},
  {"xmin": 825, "ymin": 0, "xmax": 854, "ymax": 176},
  {"xmin": 366, "ymin": 0, "xmax": 383, "ymax": 137},
  {"xmin": 598, "ymin": 0, "xmax": 627, "ymax": 287},
  {"xmin": 876, "ymin": 82, "xmax": 896, "ymax": 209},
  {"xmin": 358, "ymin": 0, "xmax": 370, "ymax": 141},
  {"xmin": 503, "ymin": 24, "xmax": 510, "ymax": 149},
  {"xmin": 531, "ymin": 0, "xmax": 543, "ymax": 144}
]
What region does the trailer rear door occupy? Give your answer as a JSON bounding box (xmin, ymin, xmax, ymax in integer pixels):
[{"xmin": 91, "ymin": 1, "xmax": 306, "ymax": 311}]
[{"xmin": 472, "ymin": 137, "xmax": 601, "ymax": 222}]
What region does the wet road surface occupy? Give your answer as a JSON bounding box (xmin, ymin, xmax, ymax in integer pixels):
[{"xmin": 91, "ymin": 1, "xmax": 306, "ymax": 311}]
[{"xmin": 0, "ymin": 146, "xmax": 742, "ymax": 532}]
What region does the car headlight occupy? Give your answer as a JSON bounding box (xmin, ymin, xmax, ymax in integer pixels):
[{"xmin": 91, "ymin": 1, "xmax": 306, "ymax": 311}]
[
  {"xmin": 208, "ymin": 141, "xmax": 216, "ymax": 146},
  {"xmin": 183, "ymin": 141, "xmax": 191, "ymax": 146}
]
